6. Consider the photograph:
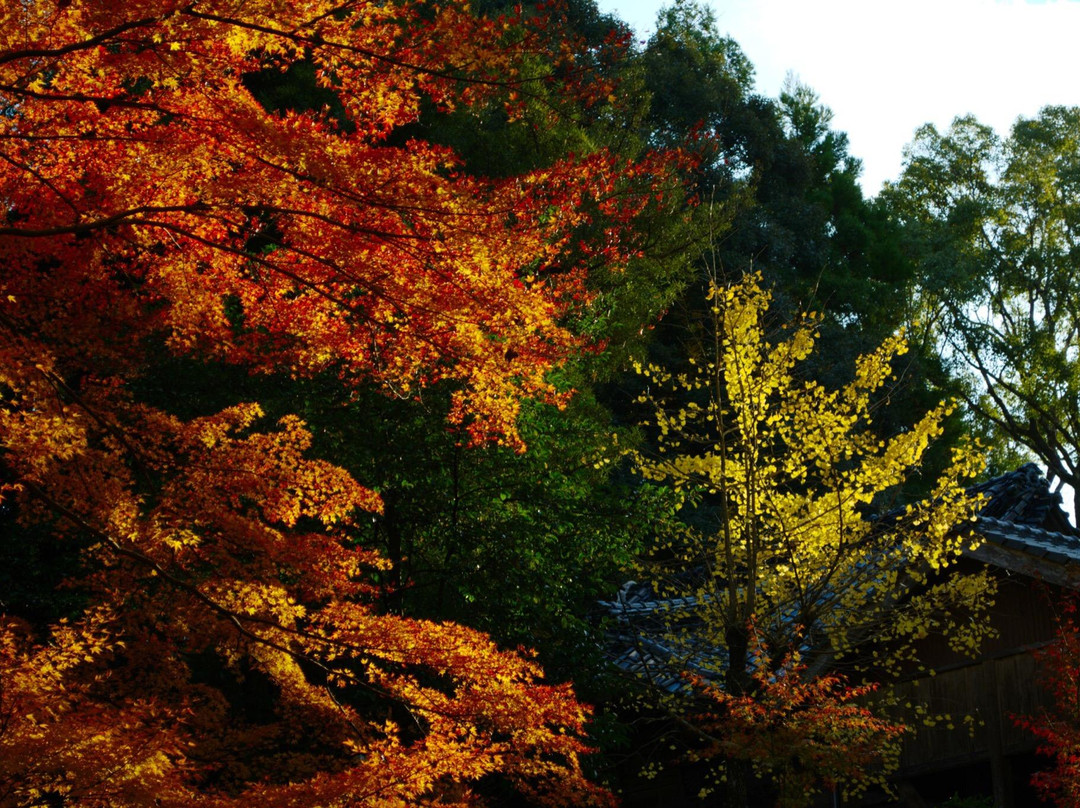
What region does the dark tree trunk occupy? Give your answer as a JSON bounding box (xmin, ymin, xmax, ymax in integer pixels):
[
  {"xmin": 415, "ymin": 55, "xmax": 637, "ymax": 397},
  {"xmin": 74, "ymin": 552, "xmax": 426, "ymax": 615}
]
[{"xmin": 724, "ymin": 623, "xmax": 753, "ymax": 808}]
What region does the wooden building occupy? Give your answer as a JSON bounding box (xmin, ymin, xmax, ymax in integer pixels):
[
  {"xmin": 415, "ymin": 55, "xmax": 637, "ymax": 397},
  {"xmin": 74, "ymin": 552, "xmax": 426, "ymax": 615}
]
[{"xmin": 865, "ymin": 464, "xmax": 1080, "ymax": 807}]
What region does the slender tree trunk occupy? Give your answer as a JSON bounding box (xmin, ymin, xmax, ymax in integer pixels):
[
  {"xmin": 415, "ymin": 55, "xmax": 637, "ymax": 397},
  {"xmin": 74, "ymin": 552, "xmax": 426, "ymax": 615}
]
[{"xmin": 724, "ymin": 623, "xmax": 753, "ymax": 808}]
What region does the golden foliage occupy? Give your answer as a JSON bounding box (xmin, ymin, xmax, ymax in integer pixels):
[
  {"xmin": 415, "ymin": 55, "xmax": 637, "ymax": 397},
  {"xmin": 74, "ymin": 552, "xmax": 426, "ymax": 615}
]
[
  {"xmin": 0, "ymin": 0, "xmax": 672, "ymax": 804},
  {"xmin": 629, "ymin": 274, "xmax": 993, "ymax": 795}
]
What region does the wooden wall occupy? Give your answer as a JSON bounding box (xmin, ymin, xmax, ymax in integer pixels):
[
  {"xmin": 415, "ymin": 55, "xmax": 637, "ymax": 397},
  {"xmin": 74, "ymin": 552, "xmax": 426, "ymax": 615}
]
[
  {"xmin": 873, "ymin": 563, "xmax": 1062, "ymax": 806},
  {"xmin": 891, "ymin": 649, "xmax": 1046, "ymax": 773}
]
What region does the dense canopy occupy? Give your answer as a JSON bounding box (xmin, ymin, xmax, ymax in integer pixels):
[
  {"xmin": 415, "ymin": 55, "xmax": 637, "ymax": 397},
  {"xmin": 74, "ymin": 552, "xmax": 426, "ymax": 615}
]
[
  {"xmin": 4, "ymin": 0, "xmax": 1080, "ymax": 806},
  {"xmin": 0, "ymin": 1, "xmax": 676, "ymax": 805}
]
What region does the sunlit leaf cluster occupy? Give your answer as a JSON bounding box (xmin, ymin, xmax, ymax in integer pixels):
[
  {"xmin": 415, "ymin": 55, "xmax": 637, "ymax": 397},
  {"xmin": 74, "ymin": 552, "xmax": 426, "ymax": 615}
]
[
  {"xmin": 0, "ymin": 0, "xmax": 684, "ymax": 804},
  {"xmin": 0, "ymin": 0, "xmax": 675, "ymax": 449},
  {"xmin": 627, "ymin": 273, "xmax": 994, "ymax": 794}
]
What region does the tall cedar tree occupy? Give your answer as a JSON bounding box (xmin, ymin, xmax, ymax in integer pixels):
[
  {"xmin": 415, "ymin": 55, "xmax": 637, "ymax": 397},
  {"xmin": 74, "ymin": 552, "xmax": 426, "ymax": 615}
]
[{"xmin": 0, "ymin": 1, "xmax": 682, "ymax": 805}]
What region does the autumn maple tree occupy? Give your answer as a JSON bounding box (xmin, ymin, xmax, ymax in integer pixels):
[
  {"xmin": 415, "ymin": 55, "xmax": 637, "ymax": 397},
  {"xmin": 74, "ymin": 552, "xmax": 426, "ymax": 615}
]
[
  {"xmin": 1015, "ymin": 598, "xmax": 1080, "ymax": 807},
  {"xmin": 688, "ymin": 629, "xmax": 906, "ymax": 808},
  {"xmin": 0, "ymin": 1, "xmax": 680, "ymax": 805}
]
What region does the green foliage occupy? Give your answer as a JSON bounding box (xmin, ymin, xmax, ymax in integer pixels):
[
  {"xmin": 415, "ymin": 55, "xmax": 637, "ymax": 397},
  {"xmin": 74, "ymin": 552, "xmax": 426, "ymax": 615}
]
[
  {"xmin": 345, "ymin": 385, "xmax": 654, "ymax": 683},
  {"xmin": 884, "ymin": 106, "xmax": 1080, "ymax": 515},
  {"xmin": 642, "ymin": 0, "xmax": 754, "ymax": 149}
]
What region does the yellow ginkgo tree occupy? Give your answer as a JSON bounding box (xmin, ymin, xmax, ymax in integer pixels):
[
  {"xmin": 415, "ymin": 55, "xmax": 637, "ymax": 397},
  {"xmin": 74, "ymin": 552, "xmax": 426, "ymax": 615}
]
[{"xmin": 627, "ymin": 273, "xmax": 996, "ymax": 803}]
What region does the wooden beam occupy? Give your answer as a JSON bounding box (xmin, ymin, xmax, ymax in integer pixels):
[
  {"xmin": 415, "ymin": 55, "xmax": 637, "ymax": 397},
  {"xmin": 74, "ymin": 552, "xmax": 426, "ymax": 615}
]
[{"xmin": 965, "ymin": 542, "xmax": 1080, "ymax": 589}]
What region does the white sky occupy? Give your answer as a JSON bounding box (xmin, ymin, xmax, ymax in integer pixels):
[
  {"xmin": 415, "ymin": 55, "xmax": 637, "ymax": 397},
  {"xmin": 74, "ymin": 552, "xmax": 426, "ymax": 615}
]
[{"xmin": 596, "ymin": 0, "xmax": 1080, "ymax": 196}]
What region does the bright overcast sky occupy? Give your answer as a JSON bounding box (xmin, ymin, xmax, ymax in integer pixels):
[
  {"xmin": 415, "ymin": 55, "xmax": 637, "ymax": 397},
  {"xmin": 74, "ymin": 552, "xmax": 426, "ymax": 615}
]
[{"xmin": 595, "ymin": 0, "xmax": 1080, "ymax": 196}]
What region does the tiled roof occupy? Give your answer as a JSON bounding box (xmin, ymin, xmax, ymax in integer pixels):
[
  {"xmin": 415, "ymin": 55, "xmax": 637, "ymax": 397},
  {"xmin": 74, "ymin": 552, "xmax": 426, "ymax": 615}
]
[
  {"xmin": 598, "ymin": 580, "xmax": 725, "ymax": 692},
  {"xmin": 962, "ymin": 462, "xmax": 1080, "ymax": 571},
  {"xmin": 975, "ymin": 516, "xmax": 1080, "ymax": 566},
  {"xmin": 968, "ymin": 462, "xmax": 1076, "ymax": 532}
]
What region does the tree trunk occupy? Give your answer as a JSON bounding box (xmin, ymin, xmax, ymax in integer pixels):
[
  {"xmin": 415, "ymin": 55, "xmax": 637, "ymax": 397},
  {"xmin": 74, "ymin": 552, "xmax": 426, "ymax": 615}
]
[{"xmin": 724, "ymin": 623, "xmax": 753, "ymax": 808}]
